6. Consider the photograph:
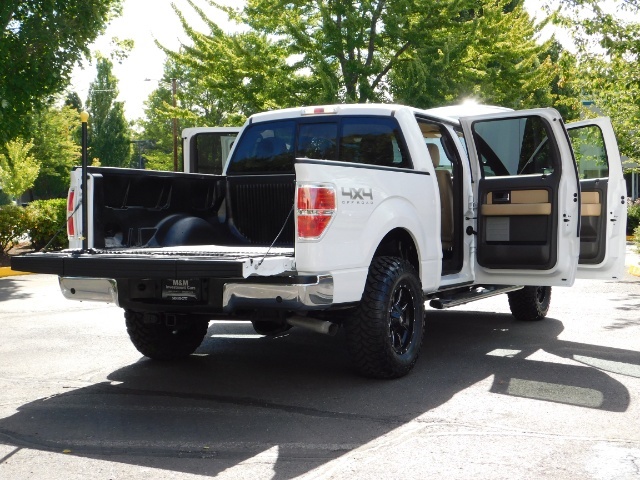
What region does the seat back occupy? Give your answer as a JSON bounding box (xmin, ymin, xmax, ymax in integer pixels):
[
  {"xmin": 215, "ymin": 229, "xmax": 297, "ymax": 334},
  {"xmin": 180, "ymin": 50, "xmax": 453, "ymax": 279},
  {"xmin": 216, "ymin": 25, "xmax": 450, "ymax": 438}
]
[{"xmin": 428, "ymin": 144, "xmax": 454, "ymax": 250}]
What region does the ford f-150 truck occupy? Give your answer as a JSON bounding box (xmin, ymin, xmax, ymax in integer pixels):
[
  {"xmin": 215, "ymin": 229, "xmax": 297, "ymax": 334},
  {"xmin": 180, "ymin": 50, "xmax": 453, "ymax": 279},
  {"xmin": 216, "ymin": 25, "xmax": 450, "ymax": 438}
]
[{"xmin": 12, "ymin": 103, "xmax": 627, "ymax": 378}]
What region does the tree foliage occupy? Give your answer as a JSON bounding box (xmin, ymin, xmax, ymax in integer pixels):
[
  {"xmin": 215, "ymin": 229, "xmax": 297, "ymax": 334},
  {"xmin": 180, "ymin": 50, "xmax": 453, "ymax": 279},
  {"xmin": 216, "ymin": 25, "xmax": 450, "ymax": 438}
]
[
  {"xmin": 0, "ymin": 0, "xmax": 122, "ymax": 144},
  {"xmin": 148, "ymin": 0, "xmax": 571, "ymax": 139},
  {"xmin": 548, "ymin": 0, "xmax": 640, "ymax": 165},
  {"xmin": 391, "ymin": 1, "xmax": 561, "ymax": 109},
  {"xmin": 156, "ymin": 2, "xmax": 317, "ymax": 126},
  {"xmin": 30, "ymin": 105, "xmax": 81, "ymax": 199},
  {"xmin": 144, "ymin": 0, "xmax": 640, "ymax": 175},
  {"xmin": 0, "ymin": 138, "xmax": 40, "ymax": 199},
  {"xmin": 86, "ymin": 56, "xmax": 130, "ymax": 167}
]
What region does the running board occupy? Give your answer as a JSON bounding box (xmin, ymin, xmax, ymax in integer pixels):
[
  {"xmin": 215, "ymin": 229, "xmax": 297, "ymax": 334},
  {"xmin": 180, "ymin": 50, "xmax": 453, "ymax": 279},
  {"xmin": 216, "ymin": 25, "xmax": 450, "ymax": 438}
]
[{"xmin": 429, "ymin": 285, "xmax": 523, "ymax": 309}]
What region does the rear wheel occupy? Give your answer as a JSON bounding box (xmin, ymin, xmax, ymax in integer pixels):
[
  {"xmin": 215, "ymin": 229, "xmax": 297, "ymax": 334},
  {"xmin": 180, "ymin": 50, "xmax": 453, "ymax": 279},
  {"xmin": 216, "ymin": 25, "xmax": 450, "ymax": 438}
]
[
  {"xmin": 124, "ymin": 310, "xmax": 209, "ymax": 360},
  {"xmin": 345, "ymin": 256, "xmax": 425, "ymax": 379},
  {"xmin": 507, "ymin": 286, "xmax": 552, "ymax": 321}
]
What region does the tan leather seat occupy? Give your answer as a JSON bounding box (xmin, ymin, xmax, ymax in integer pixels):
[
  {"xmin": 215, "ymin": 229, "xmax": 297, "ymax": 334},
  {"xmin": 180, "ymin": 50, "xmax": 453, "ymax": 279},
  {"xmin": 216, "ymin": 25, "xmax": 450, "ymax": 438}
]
[{"xmin": 428, "ymin": 144, "xmax": 454, "ymax": 250}]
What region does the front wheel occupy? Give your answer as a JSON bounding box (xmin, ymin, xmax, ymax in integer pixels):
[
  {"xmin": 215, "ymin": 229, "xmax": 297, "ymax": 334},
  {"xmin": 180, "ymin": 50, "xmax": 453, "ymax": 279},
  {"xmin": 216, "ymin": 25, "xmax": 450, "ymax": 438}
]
[
  {"xmin": 125, "ymin": 310, "xmax": 209, "ymax": 360},
  {"xmin": 345, "ymin": 257, "xmax": 425, "ymax": 379},
  {"xmin": 507, "ymin": 286, "xmax": 552, "ymax": 322}
]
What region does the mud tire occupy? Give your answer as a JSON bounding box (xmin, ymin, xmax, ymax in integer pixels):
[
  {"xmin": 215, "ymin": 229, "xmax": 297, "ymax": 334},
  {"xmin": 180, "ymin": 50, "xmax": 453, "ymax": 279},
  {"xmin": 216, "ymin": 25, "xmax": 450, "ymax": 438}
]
[
  {"xmin": 345, "ymin": 257, "xmax": 425, "ymax": 379},
  {"xmin": 507, "ymin": 286, "xmax": 552, "ymax": 322},
  {"xmin": 125, "ymin": 310, "xmax": 209, "ymax": 360}
]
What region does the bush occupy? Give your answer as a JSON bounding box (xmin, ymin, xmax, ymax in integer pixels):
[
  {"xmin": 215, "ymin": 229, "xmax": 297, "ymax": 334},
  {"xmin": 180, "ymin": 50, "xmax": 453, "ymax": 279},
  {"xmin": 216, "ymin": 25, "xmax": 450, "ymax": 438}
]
[
  {"xmin": 25, "ymin": 198, "xmax": 67, "ymax": 251},
  {"xmin": 0, "ymin": 205, "xmax": 28, "ymax": 256},
  {"xmin": 627, "ymin": 198, "xmax": 640, "ymax": 235},
  {"xmin": 635, "ymin": 224, "xmax": 640, "ymax": 253}
]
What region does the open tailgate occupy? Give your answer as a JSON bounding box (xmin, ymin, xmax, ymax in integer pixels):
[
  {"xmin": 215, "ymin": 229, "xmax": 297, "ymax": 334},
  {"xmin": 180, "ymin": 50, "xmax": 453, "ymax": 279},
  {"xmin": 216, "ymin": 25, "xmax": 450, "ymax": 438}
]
[{"xmin": 11, "ymin": 246, "xmax": 295, "ymax": 279}]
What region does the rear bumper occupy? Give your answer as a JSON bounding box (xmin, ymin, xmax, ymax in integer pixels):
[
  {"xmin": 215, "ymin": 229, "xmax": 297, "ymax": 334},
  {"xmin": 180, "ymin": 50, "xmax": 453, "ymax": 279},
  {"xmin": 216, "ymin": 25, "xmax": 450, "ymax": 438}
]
[
  {"xmin": 60, "ymin": 277, "xmax": 119, "ymax": 305},
  {"xmin": 222, "ymin": 275, "xmax": 333, "ymax": 311},
  {"xmin": 58, "ymin": 274, "xmax": 334, "ymax": 312}
]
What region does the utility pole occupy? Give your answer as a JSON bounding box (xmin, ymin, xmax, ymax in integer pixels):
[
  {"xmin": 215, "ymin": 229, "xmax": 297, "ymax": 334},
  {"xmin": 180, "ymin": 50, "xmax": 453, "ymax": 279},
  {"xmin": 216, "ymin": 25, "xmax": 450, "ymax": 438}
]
[{"xmin": 172, "ymin": 78, "xmax": 178, "ymax": 172}]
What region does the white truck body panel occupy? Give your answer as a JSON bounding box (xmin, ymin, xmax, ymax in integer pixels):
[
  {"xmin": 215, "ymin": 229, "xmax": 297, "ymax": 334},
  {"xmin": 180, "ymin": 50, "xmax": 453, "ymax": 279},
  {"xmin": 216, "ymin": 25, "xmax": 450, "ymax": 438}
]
[{"xmin": 294, "ymin": 162, "xmax": 441, "ymax": 303}]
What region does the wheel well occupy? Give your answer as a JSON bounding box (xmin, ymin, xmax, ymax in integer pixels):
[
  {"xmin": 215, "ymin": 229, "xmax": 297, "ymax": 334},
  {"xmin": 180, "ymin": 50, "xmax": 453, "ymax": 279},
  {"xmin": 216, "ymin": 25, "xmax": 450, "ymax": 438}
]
[{"xmin": 373, "ymin": 228, "xmax": 419, "ymax": 273}]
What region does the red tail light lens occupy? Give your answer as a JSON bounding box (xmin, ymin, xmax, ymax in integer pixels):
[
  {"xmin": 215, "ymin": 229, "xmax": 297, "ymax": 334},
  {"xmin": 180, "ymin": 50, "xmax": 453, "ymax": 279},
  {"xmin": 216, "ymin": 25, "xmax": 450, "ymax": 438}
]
[
  {"xmin": 297, "ymin": 186, "xmax": 336, "ymax": 210},
  {"xmin": 297, "ymin": 185, "xmax": 336, "ymax": 239},
  {"xmin": 67, "ymin": 189, "xmax": 75, "ymax": 237}
]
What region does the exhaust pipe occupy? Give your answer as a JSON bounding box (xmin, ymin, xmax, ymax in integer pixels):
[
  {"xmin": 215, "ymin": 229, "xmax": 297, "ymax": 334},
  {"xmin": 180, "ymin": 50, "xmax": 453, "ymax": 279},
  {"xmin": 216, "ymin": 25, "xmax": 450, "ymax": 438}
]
[{"xmin": 286, "ymin": 315, "xmax": 339, "ymax": 336}]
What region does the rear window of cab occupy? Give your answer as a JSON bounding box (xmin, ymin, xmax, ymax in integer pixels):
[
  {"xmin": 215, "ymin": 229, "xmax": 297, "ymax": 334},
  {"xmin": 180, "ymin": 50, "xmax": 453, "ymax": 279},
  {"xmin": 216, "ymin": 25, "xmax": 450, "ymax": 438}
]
[{"xmin": 226, "ymin": 116, "xmax": 411, "ymax": 174}]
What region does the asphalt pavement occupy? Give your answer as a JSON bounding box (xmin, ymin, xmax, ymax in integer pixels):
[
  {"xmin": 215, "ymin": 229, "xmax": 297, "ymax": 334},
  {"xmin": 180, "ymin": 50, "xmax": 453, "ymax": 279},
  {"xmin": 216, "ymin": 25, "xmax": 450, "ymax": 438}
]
[{"xmin": 0, "ymin": 267, "xmax": 639, "ymax": 479}]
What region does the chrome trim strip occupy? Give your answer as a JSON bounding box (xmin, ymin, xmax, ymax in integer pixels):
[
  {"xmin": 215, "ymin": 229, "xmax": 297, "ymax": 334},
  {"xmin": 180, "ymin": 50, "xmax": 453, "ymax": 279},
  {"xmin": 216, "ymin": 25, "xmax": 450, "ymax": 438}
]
[
  {"xmin": 222, "ymin": 275, "xmax": 333, "ymax": 311},
  {"xmin": 59, "ymin": 277, "xmax": 119, "ymax": 306}
]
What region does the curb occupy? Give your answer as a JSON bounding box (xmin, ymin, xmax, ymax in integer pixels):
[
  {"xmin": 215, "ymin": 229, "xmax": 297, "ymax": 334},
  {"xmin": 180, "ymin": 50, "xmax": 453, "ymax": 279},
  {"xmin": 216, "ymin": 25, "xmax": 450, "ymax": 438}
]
[
  {"xmin": 629, "ymin": 265, "xmax": 640, "ymax": 277},
  {"xmin": 0, "ymin": 267, "xmax": 31, "ymax": 278}
]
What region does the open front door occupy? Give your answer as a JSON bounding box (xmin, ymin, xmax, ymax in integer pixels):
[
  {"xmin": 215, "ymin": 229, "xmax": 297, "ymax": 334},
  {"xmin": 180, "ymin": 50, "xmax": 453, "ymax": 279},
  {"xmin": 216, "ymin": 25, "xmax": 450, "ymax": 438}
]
[
  {"xmin": 566, "ymin": 118, "xmax": 627, "ymax": 279},
  {"xmin": 460, "ymin": 109, "xmax": 581, "ymax": 286}
]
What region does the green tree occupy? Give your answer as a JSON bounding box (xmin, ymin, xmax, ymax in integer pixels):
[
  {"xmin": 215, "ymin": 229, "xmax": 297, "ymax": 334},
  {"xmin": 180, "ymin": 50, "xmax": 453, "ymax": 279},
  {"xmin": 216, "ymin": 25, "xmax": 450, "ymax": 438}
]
[
  {"xmin": 0, "ymin": 0, "xmax": 122, "ymax": 144},
  {"xmin": 65, "ymin": 92, "xmax": 83, "ymax": 112},
  {"xmin": 391, "ymin": 1, "xmax": 561, "ymax": 109},
  {"xmin": 548, "ymin": 0, "xmax": 640, "ymax": 164},
  {"xmin": 156, "ymin": 0, "xmax": 565, "ymax": 127},
  {"xmin": 86, "ymin": 56, "xmax": 130, "ymax": 167},
  {"xmin": 138, "ymin": 59, "xmax": 239, "ymax": 170},
  {"xmin": 0, "ymin": 138, "xmax": 40, "ymax": 200},
  {"xmin": 29, "ymin": 105, "xmax": 81, "ymax": 199},
  {"xmin": 138, "ymin": 87, "xmax": 174, "ymax": 170},
  {"xmin": 158, "ymin": 2, "xmax": 314, "ymax": 125}
]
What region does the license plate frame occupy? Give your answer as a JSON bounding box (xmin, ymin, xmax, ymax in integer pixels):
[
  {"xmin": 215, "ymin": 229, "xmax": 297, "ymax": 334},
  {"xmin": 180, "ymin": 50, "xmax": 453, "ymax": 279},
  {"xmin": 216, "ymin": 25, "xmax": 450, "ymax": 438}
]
[{"xmin": 161, "ymin": 278, "xmax": 201, "ymax": 302}]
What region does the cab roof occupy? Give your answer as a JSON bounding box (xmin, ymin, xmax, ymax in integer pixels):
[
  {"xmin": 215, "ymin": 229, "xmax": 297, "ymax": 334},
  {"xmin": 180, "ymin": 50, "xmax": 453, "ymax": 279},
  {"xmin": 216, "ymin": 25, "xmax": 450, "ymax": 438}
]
[{"xmin": 246, "ymin": 103, "xmax": 513, "ymax": 126}]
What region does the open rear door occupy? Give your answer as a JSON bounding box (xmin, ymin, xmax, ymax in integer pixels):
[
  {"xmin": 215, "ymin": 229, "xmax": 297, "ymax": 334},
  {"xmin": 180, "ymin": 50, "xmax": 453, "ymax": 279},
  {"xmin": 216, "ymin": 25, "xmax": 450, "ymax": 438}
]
[
  {"xmin": 182, "ymin": 127, "xmax": 241, "ymax": 174},
  {"xmin": 566, "ymin": 118, "xmax": 627, "ymax": 279},
  {"xmin": 460, "ymin": 109, "xmax": 581, "ymax": 286}
]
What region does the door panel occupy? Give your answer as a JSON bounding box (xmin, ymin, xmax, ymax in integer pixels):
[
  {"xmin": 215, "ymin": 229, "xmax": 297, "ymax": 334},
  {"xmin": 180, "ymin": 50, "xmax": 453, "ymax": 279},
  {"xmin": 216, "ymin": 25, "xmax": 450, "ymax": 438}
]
[
  {"xmin": 578, "ymin": 180, "xmax": 607, "ymax": 265},
  {"xmin": 567, "ymin": 118, "xmax": 627, "ymax": 279},
  {"xmin": 460, "ymin": 109, "xmax": 581, "ymax": 286},
  {"xmin": 478, "ymin": 179, "xmax": 557, "ymax": 270}
]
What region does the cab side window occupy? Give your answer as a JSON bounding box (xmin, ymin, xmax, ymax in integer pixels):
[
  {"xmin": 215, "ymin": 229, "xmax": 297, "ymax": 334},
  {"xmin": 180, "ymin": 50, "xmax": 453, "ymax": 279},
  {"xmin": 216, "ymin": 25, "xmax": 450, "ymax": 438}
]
[{"xmin": 339, "ymin": 117, "xmax": 411, "ymax": 168}]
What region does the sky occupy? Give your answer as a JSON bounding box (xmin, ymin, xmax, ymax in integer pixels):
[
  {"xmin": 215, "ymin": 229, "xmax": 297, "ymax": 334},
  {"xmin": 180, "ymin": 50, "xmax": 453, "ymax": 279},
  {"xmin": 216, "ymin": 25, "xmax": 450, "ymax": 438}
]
[{"xmin": 68, "ymin": 0, "xmax": 574, "ymax": 122}]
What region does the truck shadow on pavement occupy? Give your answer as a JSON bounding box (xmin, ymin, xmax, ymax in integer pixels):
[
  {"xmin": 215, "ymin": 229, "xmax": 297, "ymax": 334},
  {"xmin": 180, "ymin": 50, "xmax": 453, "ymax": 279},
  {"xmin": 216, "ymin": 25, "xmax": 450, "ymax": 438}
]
[
  {"xmin": 0, "ymin": 310, "xmax": 638, "ymax": 478},
  {"xmin": 0, "ymin": 277, "xmax": 36, "ymax": 302}
]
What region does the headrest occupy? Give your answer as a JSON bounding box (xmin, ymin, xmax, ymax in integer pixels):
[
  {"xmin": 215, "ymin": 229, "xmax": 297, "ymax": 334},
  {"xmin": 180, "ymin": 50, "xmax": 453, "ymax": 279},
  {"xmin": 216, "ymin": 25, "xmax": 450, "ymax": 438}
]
[{"xmin": 427, "ymin": 143, "xmax": 440, "ymax": 169}]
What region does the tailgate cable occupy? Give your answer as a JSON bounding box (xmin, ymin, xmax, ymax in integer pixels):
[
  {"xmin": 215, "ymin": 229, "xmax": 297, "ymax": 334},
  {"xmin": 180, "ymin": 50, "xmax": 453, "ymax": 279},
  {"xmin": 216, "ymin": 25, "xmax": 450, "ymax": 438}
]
[{"xmin": 255, "ymin": 204, "xmax": 294, "ymax": 270}]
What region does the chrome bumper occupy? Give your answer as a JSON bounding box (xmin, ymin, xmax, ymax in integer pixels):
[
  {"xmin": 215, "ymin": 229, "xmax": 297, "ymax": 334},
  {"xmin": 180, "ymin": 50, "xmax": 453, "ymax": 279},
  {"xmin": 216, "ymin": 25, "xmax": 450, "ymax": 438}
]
[
  {"xmin": 222, "ymin": 275, "xmax": 333, "ymax": 311},
  {"xmin": 59, "ymin": 277, "xmax": 119, "ymax": 305},
  {"xmin": 58, "ymin": 275, "xmax": 333, "ymax": 312}
]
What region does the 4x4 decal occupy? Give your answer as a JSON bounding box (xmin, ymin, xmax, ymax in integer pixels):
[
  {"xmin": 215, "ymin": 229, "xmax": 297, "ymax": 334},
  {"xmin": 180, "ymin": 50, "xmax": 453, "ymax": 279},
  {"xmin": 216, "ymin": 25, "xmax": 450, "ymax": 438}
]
[{"xmin": 341, "ymin": 187, "xmax": 373, "ymax": 204}]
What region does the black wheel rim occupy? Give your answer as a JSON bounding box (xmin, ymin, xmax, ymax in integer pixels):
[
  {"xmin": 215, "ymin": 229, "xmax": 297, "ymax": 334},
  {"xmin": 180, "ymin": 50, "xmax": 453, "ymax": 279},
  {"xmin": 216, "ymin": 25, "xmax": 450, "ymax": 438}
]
[{"xmin": 388, "ymin": 280, "xmax": 416, "ymax": 355}]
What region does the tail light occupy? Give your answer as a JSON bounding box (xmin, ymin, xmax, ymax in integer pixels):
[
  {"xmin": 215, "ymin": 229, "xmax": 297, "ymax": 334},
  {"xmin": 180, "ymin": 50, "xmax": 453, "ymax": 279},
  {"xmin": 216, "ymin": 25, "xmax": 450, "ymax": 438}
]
[
  {"xmin": 67, "ymin": 189, "xmax": 75, "ymax": 238},
  {"xmin": 296, "ymin": 184, "xmax": 336, "ymax": 240}
]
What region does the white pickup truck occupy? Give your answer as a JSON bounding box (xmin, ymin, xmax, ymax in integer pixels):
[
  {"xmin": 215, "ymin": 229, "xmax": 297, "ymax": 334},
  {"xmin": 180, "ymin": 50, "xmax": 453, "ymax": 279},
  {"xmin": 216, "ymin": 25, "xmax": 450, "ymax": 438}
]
[{"xmin": 13, "ymin": 103, "xmax": 627, "ymax": 378}]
